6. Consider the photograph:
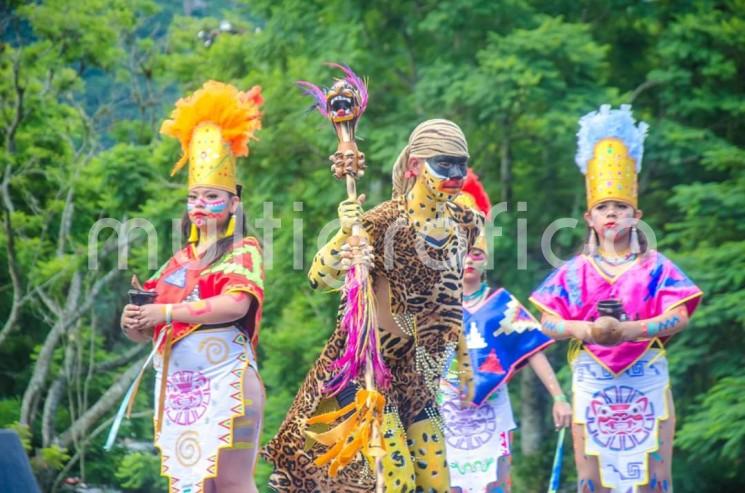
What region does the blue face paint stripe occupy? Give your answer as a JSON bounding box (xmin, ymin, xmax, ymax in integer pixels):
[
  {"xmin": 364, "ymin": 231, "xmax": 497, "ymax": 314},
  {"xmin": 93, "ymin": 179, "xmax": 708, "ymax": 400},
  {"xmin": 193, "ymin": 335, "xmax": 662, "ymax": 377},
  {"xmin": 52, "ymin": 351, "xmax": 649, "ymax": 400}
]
[
  {"xmin": 187, "ymin": 198, "xmax": 228, "ymax": 214},
  {"xmin": 206, "ymin": 200, "xmax": 228, "ymax": 213}
]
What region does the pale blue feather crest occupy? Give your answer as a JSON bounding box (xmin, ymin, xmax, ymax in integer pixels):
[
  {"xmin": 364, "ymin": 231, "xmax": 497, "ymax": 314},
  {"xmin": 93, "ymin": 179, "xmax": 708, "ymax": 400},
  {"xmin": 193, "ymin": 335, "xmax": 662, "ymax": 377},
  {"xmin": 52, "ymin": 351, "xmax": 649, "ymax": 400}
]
[{"xmin": 575, "ymin": 104, "xmax": 649, "ymax": 174}]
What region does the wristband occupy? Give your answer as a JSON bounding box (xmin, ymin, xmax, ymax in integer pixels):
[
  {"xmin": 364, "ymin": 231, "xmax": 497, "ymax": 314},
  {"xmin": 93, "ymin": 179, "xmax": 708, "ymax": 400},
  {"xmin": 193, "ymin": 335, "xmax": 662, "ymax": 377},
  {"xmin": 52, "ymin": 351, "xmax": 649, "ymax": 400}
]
[
  {"xmin": 553, "ymin": 394, "xmax": 568, "ymax": 403},
  {"xmin": 165, "ymin": 304, "xmax": 173, "ymax": 324}
]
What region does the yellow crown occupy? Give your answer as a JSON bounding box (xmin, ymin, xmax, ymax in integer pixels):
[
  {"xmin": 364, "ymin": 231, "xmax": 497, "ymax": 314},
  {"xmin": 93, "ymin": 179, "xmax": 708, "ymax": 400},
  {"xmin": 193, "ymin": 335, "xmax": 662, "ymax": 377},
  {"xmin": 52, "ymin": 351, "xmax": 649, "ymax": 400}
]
[
  {"xmin": 160, "ymin": 81, "xmax": 263, "ymax": 193},
  {"xmin": 586, "ymin": 138, "xmax": 638, "ymax": 209},
  {"xmin": 188, "ymin": 123, "xmax": 237, "ymax": 192}
]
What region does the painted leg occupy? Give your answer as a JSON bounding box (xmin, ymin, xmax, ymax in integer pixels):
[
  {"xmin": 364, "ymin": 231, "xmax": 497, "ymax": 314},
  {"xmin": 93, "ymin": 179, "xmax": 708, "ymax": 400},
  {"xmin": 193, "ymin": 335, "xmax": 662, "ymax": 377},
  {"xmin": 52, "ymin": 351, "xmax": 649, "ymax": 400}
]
[
  {"xmin": 640, "ymin": 389, "xmax": 675, "ymax": 493},
  {"xmin": 572, "ymin": 422, "xmax": 611, "ymax": 493},
  {"xmin": 213, "ymin": 365, "xmax": 265, "ymax": 493},
  {"xmin": 368, "ymin": 410, "xmax": 417, "ymax": 492},
  {"xmin": 406, "ymin": 411, "xmax": 450, "ymax": 492}
]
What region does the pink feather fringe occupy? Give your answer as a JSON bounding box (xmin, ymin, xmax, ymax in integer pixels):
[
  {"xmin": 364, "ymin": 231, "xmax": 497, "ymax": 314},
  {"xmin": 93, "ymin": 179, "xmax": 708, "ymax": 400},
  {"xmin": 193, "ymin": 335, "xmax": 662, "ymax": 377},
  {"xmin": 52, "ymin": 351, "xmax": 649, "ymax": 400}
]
[{"xmin": 325, "ymin": 264, "xmax": 392, "ymax": 395}]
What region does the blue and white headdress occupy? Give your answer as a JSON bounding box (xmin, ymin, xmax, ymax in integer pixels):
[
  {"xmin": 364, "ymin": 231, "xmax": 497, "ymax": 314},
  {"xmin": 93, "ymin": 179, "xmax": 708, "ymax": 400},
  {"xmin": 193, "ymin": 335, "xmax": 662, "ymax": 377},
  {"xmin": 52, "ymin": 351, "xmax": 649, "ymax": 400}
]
[{"xmin": 575, "ymin": 104, "xmax": 649, "ymax": 208}]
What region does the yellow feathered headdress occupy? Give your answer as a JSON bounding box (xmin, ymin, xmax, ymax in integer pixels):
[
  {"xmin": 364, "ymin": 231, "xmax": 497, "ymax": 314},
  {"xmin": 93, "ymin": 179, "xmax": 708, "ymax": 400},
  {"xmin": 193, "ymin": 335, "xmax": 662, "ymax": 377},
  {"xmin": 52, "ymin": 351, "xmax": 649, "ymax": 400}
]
[{"xmin": 160, "ymin": 80, "xmax": 263, "ymax": 193}]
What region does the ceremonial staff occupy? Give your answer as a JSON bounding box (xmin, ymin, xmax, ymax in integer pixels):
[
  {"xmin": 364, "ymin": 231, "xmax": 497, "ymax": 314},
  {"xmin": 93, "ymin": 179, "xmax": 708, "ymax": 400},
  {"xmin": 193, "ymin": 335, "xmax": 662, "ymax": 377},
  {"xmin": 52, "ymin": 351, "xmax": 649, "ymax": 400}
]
[{"xmin": 298, "ymin": 64, "xmax": 390, "ymax": 491}]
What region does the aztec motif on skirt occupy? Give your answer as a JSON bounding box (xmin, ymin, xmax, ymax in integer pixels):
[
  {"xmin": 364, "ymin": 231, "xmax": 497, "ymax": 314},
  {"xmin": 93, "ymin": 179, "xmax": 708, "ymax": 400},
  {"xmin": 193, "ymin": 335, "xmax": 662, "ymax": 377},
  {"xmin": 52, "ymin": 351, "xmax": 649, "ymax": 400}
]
[
  {"xmin": 154, "ymin": 327, "xmax": 256, "ymax": 493},
  {"xmin": 573, "ymin": 349, "xmax": 669, "ymax": 493},
  {"xmin": 440, "ymin": 382, "xmax": 515, "ymax": 493}
]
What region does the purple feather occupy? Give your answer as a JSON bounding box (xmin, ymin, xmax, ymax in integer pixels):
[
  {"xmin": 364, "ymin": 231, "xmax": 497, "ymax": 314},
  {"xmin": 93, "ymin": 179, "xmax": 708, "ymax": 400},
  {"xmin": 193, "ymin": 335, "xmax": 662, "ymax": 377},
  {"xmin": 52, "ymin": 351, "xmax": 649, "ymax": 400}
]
[{"xmin": 297, "ymin": 80, "xmax": 329, "ymax": 118}]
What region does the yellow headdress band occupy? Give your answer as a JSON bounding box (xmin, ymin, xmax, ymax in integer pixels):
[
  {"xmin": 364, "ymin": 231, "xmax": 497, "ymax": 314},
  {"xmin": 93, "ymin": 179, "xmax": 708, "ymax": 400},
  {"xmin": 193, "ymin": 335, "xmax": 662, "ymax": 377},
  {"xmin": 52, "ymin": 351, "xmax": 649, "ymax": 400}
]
[
  {"xmin": 160, "ymin": 81, "xmax": 263, "ymax": 193},
  {"xmin": 576, "ymin": 104, "xmax": 648, "ymax": 209}
]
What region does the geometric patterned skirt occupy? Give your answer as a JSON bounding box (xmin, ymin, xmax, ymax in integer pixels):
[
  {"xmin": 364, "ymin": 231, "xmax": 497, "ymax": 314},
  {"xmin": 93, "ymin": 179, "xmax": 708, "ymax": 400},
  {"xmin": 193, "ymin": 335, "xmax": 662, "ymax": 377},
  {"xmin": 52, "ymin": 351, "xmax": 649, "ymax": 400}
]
[
  {"xmin": 440, "ymin": 382, "xmax": 516, "ymax": 493},
  {"xmin": 572, "ymin": 349, "xmax": 670, "ymax": 493},
  {"xmin": 153, "ymin": 327, "xmax": 256, "ymax": 493}
]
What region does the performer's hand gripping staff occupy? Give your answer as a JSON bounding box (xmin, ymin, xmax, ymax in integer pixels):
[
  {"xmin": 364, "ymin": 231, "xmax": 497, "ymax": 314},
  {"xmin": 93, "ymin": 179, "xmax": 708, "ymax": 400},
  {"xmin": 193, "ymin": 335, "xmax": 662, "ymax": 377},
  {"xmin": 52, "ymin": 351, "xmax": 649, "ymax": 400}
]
[{"xmin": 298, "ymin": 64, "xmax": 389, "ymax": 490}]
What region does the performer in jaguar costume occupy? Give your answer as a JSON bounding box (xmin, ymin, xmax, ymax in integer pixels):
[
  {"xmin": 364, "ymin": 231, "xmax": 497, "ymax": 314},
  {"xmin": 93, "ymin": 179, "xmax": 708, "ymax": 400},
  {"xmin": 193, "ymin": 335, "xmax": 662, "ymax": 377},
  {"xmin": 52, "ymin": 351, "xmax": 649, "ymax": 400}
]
[
  {"xmin": 263, "ymin": 118, "xmax": 483, "ymax": 492},
  {"xmin": 530, "ymin": 105, "xmax": 703, "ymax": 493},
  {"xmin": 439, "ymin": 170, "xmax": 572, "ymax": 493}
]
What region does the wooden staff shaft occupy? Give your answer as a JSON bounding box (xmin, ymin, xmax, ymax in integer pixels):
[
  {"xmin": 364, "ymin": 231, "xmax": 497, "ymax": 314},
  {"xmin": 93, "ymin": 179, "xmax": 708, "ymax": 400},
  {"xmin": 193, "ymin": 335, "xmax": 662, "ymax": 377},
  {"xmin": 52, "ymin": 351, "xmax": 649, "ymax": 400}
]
[
  {"xmin": 340, "ymin": 124, "xmax": 362, "ymax": 237},
  {"xmin": 339, "ymin": 117, "xmax": 382, "ymax": 493}
]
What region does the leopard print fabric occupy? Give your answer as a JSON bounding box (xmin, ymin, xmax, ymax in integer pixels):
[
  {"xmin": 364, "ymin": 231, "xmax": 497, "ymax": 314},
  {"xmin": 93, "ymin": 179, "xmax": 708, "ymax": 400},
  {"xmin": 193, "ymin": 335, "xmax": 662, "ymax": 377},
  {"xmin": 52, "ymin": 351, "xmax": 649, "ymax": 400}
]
[{"xmin": 262, "ymin": 196, "xmax": 481, "ymax": 492}]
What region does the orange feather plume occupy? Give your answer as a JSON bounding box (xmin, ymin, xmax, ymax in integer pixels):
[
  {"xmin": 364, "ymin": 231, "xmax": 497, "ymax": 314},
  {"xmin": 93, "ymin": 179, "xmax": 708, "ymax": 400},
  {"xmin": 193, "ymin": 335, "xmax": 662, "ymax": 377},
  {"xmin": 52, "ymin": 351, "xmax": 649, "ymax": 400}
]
[{"xmin": 160, "ymin": 80, "xmax": 263, "ymax": 175}]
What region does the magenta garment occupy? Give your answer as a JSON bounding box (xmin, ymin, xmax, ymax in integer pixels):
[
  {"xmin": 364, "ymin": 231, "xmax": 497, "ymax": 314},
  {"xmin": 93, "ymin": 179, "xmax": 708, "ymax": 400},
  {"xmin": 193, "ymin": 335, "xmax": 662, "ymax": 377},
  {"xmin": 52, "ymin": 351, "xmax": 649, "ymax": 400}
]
[{"xmin": 530, "ymin": 250, "xmax": 703, "ymax": 374}]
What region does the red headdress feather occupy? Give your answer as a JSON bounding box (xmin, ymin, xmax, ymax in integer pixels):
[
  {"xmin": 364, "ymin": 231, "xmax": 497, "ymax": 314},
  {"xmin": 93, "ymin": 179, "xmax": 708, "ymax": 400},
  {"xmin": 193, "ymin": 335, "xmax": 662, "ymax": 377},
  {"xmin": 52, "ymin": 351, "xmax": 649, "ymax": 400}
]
[{"xmin": 460, "ymin": 169, "xmax": 491, "ymax": 217}]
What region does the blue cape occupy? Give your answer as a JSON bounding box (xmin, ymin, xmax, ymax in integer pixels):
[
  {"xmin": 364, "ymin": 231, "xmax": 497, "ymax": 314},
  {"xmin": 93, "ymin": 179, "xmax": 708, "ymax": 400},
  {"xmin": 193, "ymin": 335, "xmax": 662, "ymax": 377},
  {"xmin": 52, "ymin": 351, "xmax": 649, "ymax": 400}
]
[{"xmin": 454, "ymin": 288, "xmax": 553, "ymax": 405}]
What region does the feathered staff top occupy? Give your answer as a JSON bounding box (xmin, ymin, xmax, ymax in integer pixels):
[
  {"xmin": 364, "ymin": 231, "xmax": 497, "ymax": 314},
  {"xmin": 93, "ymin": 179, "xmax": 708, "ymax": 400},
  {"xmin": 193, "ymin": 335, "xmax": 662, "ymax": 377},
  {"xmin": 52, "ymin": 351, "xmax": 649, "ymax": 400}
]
[{"xmin": 297, "ymin": 63, "xmax": 368, "ymax": 125}]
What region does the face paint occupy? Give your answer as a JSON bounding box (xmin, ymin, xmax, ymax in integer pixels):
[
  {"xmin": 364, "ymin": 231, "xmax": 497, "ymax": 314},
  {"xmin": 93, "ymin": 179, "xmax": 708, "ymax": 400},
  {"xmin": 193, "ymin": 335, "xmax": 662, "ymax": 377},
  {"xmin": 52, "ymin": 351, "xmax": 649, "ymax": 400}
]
[
  {"xmin": 205, "ymin": 198, "xmax": 228, "ymax": 214},
  {"xmin": 421, "ymin": 155, "xmax": 468, "ymax": 200},
  {"xmin": 187, "ymin": 189, "xmax": 232, "ymax": 228},
  {"xmin": 464, "ymin": 247, "xmax": 487, "ymax": 281},
  {"xmin": 425, "ymin": 155, "xmax": 468, "ymax": 179}
]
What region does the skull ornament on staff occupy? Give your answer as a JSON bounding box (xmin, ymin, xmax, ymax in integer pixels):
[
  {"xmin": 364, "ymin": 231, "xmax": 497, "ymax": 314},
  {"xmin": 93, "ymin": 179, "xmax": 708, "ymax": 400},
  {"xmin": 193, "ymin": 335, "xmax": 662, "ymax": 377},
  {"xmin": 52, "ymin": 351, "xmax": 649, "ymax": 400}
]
[{"xmin": 298, "ymin": 64, "xmax": 368, "ymax": 187}]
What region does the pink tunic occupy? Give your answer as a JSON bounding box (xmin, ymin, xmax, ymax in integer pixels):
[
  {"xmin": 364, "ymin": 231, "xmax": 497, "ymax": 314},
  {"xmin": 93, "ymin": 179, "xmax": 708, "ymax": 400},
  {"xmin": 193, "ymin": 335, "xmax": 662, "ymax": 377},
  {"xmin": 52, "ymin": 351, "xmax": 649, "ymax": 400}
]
[{"xmin": 530, "ymin": 250, "xmax": 702, "ymax": 374}]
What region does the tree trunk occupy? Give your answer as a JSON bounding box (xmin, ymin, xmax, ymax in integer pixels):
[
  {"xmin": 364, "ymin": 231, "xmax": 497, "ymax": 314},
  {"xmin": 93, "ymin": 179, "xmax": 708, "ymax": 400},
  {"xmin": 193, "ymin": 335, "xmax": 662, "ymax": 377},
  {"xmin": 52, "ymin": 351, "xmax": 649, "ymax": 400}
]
[
  {"xmin": 42, "ymin": 377, "xmax": 66, "ymax": 447},
  {"xmin": 20, "ymin": 272, "xmax": 81, "ymax": 425},
  {"xmin": 57, "ymin": 356, "xmax": 146, "ymax": 449},
  {"xmin": 20, "ymin": 267, "xmax": 118, "ymax": 425},
  {"xmin": 520, "ymin": 366, "xmax": 548, "ymax": 455}
]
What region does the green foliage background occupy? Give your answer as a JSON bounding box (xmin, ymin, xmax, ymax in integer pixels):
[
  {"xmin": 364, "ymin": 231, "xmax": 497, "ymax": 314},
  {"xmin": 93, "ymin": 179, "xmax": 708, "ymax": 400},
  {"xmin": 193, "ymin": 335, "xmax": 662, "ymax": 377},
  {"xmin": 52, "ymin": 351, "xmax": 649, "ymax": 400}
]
[{"xmin": 1, "ymin": 0, "xmax": 744, "ymax": 491}]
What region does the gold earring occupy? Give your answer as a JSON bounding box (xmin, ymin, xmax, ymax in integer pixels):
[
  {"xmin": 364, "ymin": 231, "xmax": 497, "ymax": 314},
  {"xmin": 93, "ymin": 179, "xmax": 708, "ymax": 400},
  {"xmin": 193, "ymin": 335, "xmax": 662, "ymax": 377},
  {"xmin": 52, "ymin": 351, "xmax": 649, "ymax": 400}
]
[
  {"xmin": 224, "ymin": 215, "xmax": 235, "ymax": 238},
  {"xmin": 188, "ymin": 223, "xmax": 199, "ymax": 243}
]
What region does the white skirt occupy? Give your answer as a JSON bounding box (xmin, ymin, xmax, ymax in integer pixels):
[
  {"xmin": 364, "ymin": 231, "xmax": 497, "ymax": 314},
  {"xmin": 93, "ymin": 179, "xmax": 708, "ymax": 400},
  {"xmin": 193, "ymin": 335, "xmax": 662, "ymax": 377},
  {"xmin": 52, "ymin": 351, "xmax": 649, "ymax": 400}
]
[
  {"xmin": 440, "ymin": 382, "xmax": 515, "ymax": 493},
  {"xmin": 153, "ymin": 327, "xmax": 256, "ymax": 493},
  {"xmin": 572, "ymin": 350, "xmax": 670, "ymax": 493}
]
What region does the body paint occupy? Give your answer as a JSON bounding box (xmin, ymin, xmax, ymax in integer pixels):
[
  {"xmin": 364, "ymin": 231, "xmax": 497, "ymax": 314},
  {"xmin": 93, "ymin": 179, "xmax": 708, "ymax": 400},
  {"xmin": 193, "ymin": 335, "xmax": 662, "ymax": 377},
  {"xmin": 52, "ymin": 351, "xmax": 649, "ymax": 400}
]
[
  {"xmin": 185, "ymin": 299, "xmax": 213, "ymax": 316},
  {"xmin": 645, "ymin": 315, "xmax": 681, "ymax": 337},
  {"xmin": 225, "ymin": 291, "xmax": 249, "ymax": 303},
  {"xmin": 544, "ymin": 319, "xmax": 566, "ymax": 336}
]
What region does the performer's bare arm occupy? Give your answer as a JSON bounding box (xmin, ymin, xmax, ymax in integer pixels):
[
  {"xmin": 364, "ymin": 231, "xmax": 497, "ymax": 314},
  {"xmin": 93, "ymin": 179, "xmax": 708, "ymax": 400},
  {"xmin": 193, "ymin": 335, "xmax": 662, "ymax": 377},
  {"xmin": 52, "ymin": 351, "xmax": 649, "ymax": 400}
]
[
  {"xmin": 122, "ymin": 293, "xmax": 254, "ymax": 342},
  {"xmin": 620, "ymin": 305, "xmax": 689, "ymax": 341},
  {"xmin": 528, "ymin": 352, "xmax": 564, "ymax": 398},
  {"xmin": 528, "ymin": 352, "xmax": 572, "ymax": 428},
  {"xmin": 540, "ymin": 314, "xmax": 594, "ymax": 342}
]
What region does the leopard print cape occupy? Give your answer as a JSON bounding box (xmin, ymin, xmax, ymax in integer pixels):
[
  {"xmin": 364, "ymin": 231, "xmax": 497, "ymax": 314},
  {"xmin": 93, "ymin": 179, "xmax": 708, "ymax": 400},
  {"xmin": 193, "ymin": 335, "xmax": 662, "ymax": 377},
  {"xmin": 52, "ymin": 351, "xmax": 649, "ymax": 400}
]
[{"xmin": 262, "ymin": 197, "xmax": 481, "ymax": 492}]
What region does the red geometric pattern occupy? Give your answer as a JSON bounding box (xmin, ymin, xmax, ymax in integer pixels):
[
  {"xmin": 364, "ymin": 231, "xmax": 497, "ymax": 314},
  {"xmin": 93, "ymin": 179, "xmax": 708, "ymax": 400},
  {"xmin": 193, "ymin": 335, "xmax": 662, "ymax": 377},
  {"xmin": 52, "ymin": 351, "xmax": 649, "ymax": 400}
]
[{"xmin": 479, "ymin": 349, "xmax": 506, "ymax": 374}]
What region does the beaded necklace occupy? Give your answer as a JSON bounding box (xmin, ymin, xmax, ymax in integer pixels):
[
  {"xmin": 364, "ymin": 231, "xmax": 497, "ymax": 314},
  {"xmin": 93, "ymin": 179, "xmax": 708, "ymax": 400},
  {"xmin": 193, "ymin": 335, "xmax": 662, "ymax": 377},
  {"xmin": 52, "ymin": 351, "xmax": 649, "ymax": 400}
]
[
  {"xmin": 464, "ymin": 281, "xmax": 489, "ymax": 305},
  {"xmin": 594, "ymin": 252, "xmax": 637, "ymax": 266}
]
